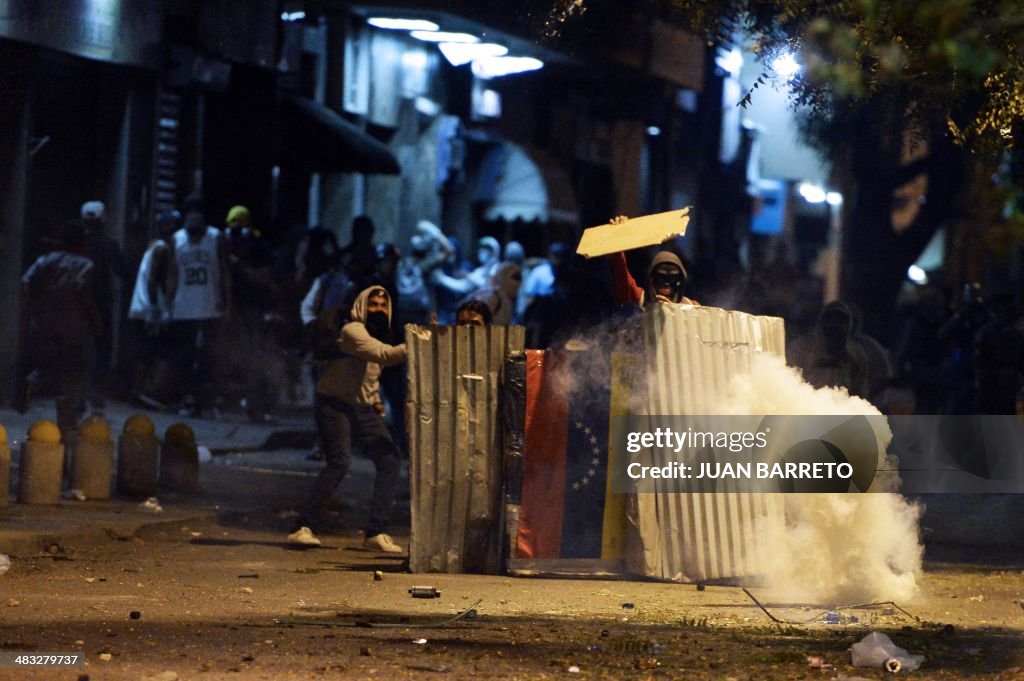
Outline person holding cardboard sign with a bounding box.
[604,215,697,307]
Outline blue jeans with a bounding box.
[300,394,400,537]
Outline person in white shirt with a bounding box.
[167,196,231,418]
[127,210,180,406]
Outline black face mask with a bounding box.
[650,267,684,301]
[365,311,391,342]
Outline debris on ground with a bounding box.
[406,663,452,673]
[137,497,163,514]
[0,555,8,575]
[62,488,86,501]
[409,586,441,598]
[141,672,179,681]
[373,570,384,581]
[278,599,482,629]
[850,631,924,672]
[141,667,179,679]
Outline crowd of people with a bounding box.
[18,200,1024,551]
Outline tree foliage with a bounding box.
[670,0,1024,153]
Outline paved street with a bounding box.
[0,406,1023,679]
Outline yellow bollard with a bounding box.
[0,424,10,507]
[18,420,64,505]
[117,415,159,498]
[71,416,113,500]
[160,423,199,493]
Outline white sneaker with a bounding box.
[364,533,403,554]
[287,526,321,547]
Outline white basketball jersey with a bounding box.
[172,227,223,320]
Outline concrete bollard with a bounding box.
[0,424,10,507]
[117,415,159,498]
[160,423,199,493]
[71,416,113,500]
[18,420,64,505]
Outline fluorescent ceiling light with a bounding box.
[647,126,661,136]
[368,18,439,31]
[826,191,843,206]
[280,11,305,21]
[438,42,507,67]
[411,30,478,43]
[471,56,543,79]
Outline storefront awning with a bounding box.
[477,142,579,224]
[279,95,401,175]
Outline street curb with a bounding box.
[0,506,218,558]
[208,427,317,455]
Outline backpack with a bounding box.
[309,271,352,360]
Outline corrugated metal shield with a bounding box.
[406,323,525,573]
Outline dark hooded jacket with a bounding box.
[607,249,696,306]
[316,286,406,405]
[644,251,690,305]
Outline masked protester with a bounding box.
[605,216,697,307]
[395,220,451,327]
[289,286,407,553]
[466,235,500,287]
[788,301,869,397]
[645,252,690,304]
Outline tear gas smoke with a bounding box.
[529,307,922,604]
[719,354,922,604]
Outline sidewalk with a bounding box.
[0,399,316,557]
[0,399,314,454]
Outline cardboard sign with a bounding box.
[576,208,691,258]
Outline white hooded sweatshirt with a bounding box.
[315,286,407,405]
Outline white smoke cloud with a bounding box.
[719,354,923,605]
